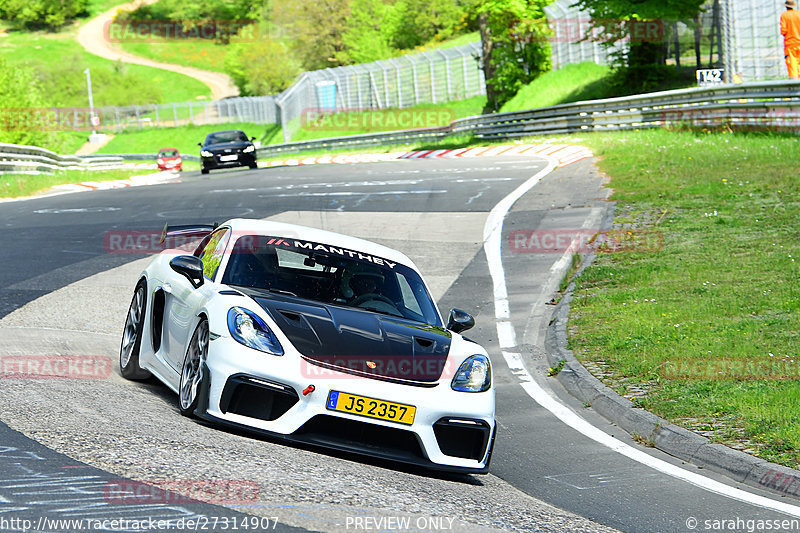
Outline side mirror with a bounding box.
[447,308,474,333]
[197,142,202,147]
[250,136,256,141]
[170,255,204,288]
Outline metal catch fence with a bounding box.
[275,42,485,142]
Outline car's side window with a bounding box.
[200,228,230,281]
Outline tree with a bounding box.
[116,0,261,43]
[574,0,706,91]
[0,59,68,151]
[470,0,551,112]
[224,36,300,95]
[391,0,465,50]
[0,0,88,29]
[340,0,396,63]
[274,0,350,70]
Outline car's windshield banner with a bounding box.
[259,237,398,269]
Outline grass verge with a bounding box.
[97,122,278,155]
[0,167,157,198]
[501,62,613,112]
[0,28,211,105]
[119,40,228,73]
[567,129,800,467]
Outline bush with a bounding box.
[224,37,299,96]
[116,0,259,42]
[0,0,87,29]
[0,59,76,152]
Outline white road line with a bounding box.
[260,190,448,198]
[483,155,800,517]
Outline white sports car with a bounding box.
[120,218,496,473]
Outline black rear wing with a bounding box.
[159,223,217,245]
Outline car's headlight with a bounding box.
[201,150,213,157]
[157,158,164,164]
[227,307,283,355]
[243,145,255,153]
[451,354,491,392]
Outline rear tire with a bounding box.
[248,162,257,169]
[120,281,151,380]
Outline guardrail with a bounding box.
[4,80,799,174]
[80,153,201,162]
[0,143,141,174]
[0,145,199,175]
[257,80,800,157]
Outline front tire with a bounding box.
[120,281,151,380]
[179,319,209,417]
[201,167,209,175]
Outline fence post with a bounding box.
[380,63,390,108]
[389,58,403,108]
[173,103,178,127]
[408,56,419,105]
[461,53,469,98]
[356,67,363,109]
[155,105,160,126]
[189,103,193,124]
[135,105,141,129]
[423,52,436,104]
[114,107,121,131]
[439,50,452,100]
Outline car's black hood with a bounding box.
[203,141,252,152]
[240,289,451,383]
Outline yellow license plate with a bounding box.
[326,391,416,425]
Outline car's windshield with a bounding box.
[205,131,248,145]
[158,150,178,157]
[221,235,442,327]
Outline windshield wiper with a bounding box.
[267,288,298,297]
[360,306,403,318]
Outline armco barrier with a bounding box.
[4,80,799,172]
[257,80,800,157]
[0,145,199,175]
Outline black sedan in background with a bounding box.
[199,130,258,174]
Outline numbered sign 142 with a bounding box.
[696,69,724,87]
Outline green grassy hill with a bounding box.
[500,62,612,112]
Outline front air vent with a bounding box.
[433,418,491,461]
[220,375,298,421]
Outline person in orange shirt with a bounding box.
[781,0,800,78]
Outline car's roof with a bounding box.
[222,218,419,272]
[158,147,179,152]
[207,130,245,135]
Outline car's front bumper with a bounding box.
[196,336,496,473]
[201,153,256,169]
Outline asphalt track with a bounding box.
[0,157,797,533]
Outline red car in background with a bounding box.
[157,148,182,172]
